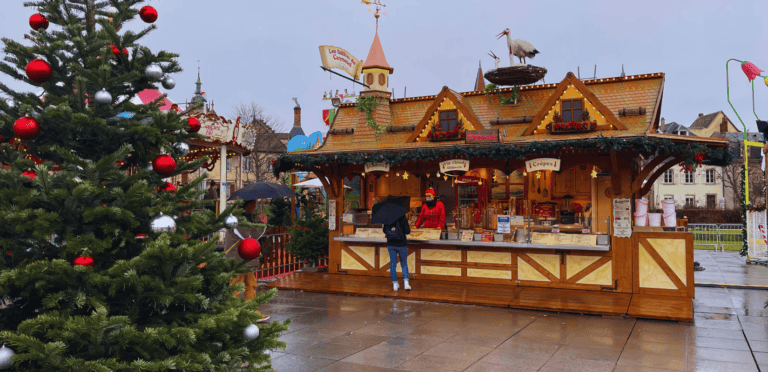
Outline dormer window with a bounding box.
[440,110,459,131]
[561,99,583,122]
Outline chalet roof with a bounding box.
[689,111,722,130]
[362,29,393,73]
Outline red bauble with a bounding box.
[188,117,201,133]
[109,45,129,58]
[158,182,177,193]
[21,170,37,181]
[139,6,158,23]
[29,13,49,30]
[152,155,177,177]
[136,233,149,239]
[73,256,95,267]
[14,117,41,140]
[25,59,52,83]
[238,238,262,260]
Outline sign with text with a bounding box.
[439,159,470,174]
[328,199,337,231]
[364,162,390,173]
[525,158,561,172]
[318,45,363,80]
[465,129,500,144]
[497,215,511,233]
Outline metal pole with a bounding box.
[320,66,370,88]
[220,145,227,215]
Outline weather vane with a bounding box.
[362,0,386,21]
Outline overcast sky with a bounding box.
[2,0,768,136]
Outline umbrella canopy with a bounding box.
[293,177,352,189]
[228,182,294,202]
[371,196,411,225]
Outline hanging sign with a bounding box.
[466,129,500,144]
[318,45,364,80]
[439,159,470,174]
[364,162,390,173]
[525,158,561,172]
[328,199,337,231]
[613,198,632,238]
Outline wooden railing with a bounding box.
[254,226,328,279]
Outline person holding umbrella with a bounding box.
[372,196,412,291]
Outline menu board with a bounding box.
[553,234,575,245]
[530,232,555,245]
[572,234,598,246]
[481,231,494,242]
[613,198,632,238]
[328,200,337,231]
[497,215,511,233]
[460,230,474,242]
[354,228,385,239]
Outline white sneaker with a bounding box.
[393,282,399,291]
[404,280,411,291]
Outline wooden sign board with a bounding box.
[364,162,390,173]
[440,159,470,174]
[466,129,500,144]
[408,228,442,241]
[525,158,561,172]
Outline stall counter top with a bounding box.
[334,236,610,251]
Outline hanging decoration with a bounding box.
[237,238,261,260]
[244,324,260,340]
[139,6,158,23]
[158,182,177,193]
[94,89,112,105]
[109,45,128,58]
[173,142,189,156]
[150,213,176,233]
[144,63,163,80]
[73,256,95,267]
[25,58,52,83]
[224,214,239,228]
[741,61,763,82]
[161,75,175,90]
[188,117,201,133]
[427,118,466,141]
[0,345,14,370]
[151,155,176,177]
[13,117,41,140]
[21,170,37,182]
[29,13,49,30]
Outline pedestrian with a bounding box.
[383,214,411,291]
[204,181,219,212]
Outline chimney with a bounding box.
[720,117,728,134]
[660,117,666,132]
[292,97,301,127]
[698,113,704,117]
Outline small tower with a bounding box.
[361,12,393,97]
[189,67,206,114]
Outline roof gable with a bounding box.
[689,111,720,130]
[523,72,626,136]
[407,87,483,142]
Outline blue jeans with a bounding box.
[388,246,409,282]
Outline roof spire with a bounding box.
[362,12,393,73]
[474,60,486,91]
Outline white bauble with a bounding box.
[94,89,112,105]
[161,76,176,90]
[244,324,260,340]
[224,214,238,228]
[0,345,14,370]
[144,63,163,80]
[150,213,176,233]
[173,142,189,156]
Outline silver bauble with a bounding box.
[150,213,176,233]
[244,324,260,340]
[161,75,176,90]
[146,164,153,172]
[94,89,112,105]
[224,214,238,228]
[173,142,189,156]
[0,345,14,370]
[144,63,163,80]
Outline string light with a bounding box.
[443,175,448,181]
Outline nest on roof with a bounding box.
[484,65,548,86]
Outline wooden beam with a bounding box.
[631,154,676,192]
[637,156,682,196]
[609,150,622,196]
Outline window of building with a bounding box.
[706,169,715,184]
[244,158,252,171]
[684,171,694,184]
[561,99,583,122]
[663,169,674,184]
[685,195,695,208]
[226,158,231,171]
[491,169,525,200]
[378,73,386,86]
[706,194,716,209]
[366,73,374,86]
[439,110,458,132]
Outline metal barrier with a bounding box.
[688,224,720,250]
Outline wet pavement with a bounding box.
[260,250,768,371]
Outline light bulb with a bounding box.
[444,175,448,181]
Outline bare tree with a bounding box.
[230,102,288,184]
[723,162,765,208]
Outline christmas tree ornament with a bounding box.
[21,170,37,181]
[161,75,176,90]
[224,214,239,228]
[238,238,261,260]
[158,182,177,193]
[151,155,176,177]
[94,89,112,105]
[13,117,41,140]
[139,6,158,23]
[151,213,176,233]
[73,255,95,267]
[29,13,49,30]
[741,61,763,82]
[0,345,14,370]
[25,58,52,83]
[188,117,201,133]
[173,142,189,156]
[244,324,260,340]
[109,45,128,58]
[144,63,163,80]
[136,233,149,239]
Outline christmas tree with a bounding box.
[285,204,328,266]
[0,1,287,370]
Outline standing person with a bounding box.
[204,181,219,212]
[383,214,411,291]
[415,188,446,229]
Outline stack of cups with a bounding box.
[634,199,648,227]
[662,199,676,227]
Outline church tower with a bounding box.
[360,12,393,98]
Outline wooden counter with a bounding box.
[334,236,610,251]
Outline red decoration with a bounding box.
[136,233,149,239]
[742,61,763,82]
[188,117,201,133]
[237,238,262,260]
[73,256,95,267]
[29,13,49,30]
[25,58,52,83]
[152,155,177,177]
[21,170,37,181]
[109,45,129,58]
[13,117,41,140]
[158,182,177,193]
[139,6,158,23]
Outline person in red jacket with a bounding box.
[415,188,446,229]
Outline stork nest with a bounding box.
[484,65,548,86]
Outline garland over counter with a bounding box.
[273,135,733,177]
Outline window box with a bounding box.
[546,121,597,134]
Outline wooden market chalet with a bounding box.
[271,22,733,321]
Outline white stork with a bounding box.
[488,51,500,70]
[497,28,540,66]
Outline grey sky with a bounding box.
[2,0,768,137]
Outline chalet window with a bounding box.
[378,73,386,86]
[439,110,459,132]
[366,73,374,86]
[685,195,695,208]
[663,169,674,184]
[706,169,716,184]
[561,99,583,122]
[684,171,694,184]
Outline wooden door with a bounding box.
[574,165,592,196]
[554,167,574,197]
[595,178,611,234]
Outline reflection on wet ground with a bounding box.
[695,249,768,286]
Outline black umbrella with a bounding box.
[228,182,295,202]
[371,196,411,225]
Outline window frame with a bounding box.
[685,195,695,208]
[684,171,694,184]
[663,169,674,184]
[439,110,459,132]
[561,99,584,123]
[705,169,716,184]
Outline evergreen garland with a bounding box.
[740,166,749,256]
[273,135,733,178]
[355,95,385,135]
